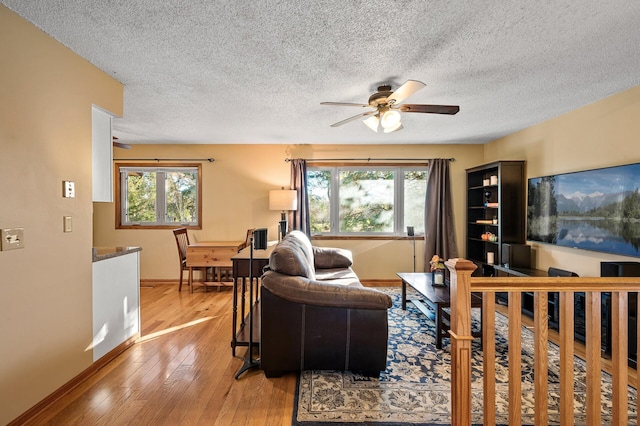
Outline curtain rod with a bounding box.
[284,157,454,162]
[114,158,215,162]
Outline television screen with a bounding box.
[527,162,640,257]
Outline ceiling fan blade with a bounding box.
[112,136,132,149]
[330,111,376,127]
[321,102,370,107]
[397,104,460,115]
[387,80,426,105]
[113,140,132,149]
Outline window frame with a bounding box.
[115,162,202,229]
[307,163,427,237]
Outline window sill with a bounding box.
[310,235,424,241]
[117,224,202,230]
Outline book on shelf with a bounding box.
[484,202,499,207]
[475,219,494,224]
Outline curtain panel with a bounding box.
[424,158,458,270]
[289,159,311,237]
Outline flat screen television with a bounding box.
[527,162,640,257]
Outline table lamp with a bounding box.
[269,188,298,240]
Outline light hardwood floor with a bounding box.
[28,283,297,425]
[25,284,636,425]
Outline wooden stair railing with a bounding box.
[447,258,640,426]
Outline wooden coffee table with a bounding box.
[397,272,483,349]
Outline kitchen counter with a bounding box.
[92,246,141,361]
[92,246,142,262]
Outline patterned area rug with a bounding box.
[293,287,638,425]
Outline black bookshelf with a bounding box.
[465,161,526,277]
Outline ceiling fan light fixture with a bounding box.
[380,110,401,130]
[322,79,459,132]
[383,122,403,133]
[363,115,380,132]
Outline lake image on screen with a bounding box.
[527,163,640,257]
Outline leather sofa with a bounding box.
[260,231,392,378]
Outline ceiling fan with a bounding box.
[112,136,131,149]
[321,80,459,133]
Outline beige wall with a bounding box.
[0,6,123,424]
[95,144,484,280]
[484,85,640,277]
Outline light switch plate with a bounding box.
[63,181,75,198]
[1,228,25,250]
[63,216,72,233]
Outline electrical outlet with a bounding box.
[1,228,25,251]
[63,181,75,198]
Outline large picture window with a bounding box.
[116,163,202,229]
[307,165,427,236]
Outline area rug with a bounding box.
[292,287,638,425]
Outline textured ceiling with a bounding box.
[3,1,640,145]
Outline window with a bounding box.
[307,165,427,236]
[116,164,201,228]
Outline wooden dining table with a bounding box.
[186,241,244,292]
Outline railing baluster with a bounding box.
[482,291,496,426]
[507,291,522,425]
[448,261,640,425]
[534,291,549,425]
[446,259,477,425]
[559,291,575,426]
[611,291,629,425]
[586,291,602,425]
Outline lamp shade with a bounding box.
[380,110,401,129]
[383,122,403,133]
[363,115,380,132]
[269,189,298,211]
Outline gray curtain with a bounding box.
[424,158,458,270]
[289,159,311,237]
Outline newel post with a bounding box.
[446,258,477,426]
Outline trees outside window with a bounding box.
[308,165,426,236]
[116,164,201,228]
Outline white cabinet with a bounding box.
[92,106,113,202]
[92,251,140,361]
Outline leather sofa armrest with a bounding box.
[262,271,391,310]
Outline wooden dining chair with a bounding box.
[215,228,255,283]
[238,228,255,251]
[173,227,205,292]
